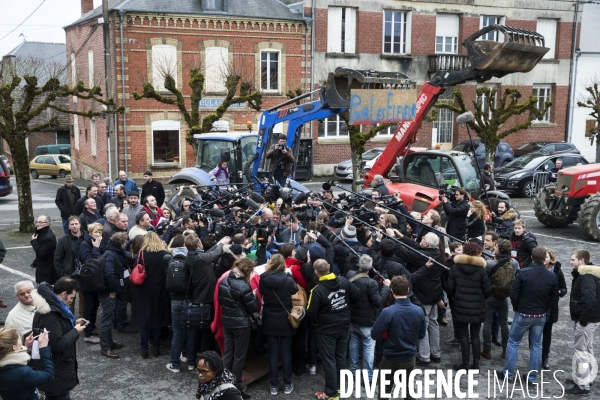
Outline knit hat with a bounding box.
[341,225,357,239]
[307,243,325,261]
[327,218,343,228]
[295,247,308,262]
[128,191,139,197]
[143,171,153,176]
[230,244,243,256]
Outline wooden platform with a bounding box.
[240,351,271,388]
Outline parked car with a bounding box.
[451,139,514,168]
[513,142,580,158]
[494,153,588,197]
[35,144,71,156]
[335,147,385,181]
[0,156,13,197]
[0,155,12,174]
[29,154,72,179]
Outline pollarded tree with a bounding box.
[0,56,120,232]
[435,86,551,165]
[577,82,600,162]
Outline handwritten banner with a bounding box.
[349,89,418,125]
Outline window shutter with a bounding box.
[205,47,228,93]
[345,8,356,54]
[327,7,342,53]
[436,14,459,38]
[152,45,177,91]
[586,119,596,137]
[537,19,557,59]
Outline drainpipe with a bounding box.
[119,10,128,174]
[310,0,316,139]
[567,0,581,143]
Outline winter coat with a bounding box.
[443,199,469,239]
[143,206,163,227]
[73,195,104,218]
[208,167,231,189]
[54,233,85,277]
[447,254,492,324]
[259,271,298,337]
[218,269,258,329]
[113,178,139,196]
[305,273,361,335]
[79,233,104,263]
[130,249,171,329]
[348,272,391,327]
[378,256,411,280]
[214,245,241,279]
[411,260,443,306]
[265,144,295,176]
[186,244,224,304]
[101,242,127,299]
[373,181,389,196]
[279,227,306,246]
[493,208,518,239]
[395,235,441,274]
[31,283,79,396]
[78,210,100,233]
[481,171,496,190]
[55,184,81,219]
[510,262,558,316]
[511,231,538,268]
[548,262,567,323]
[140,179,165,207]
[110,195,126,211]
[0,347,54,400]
[122,204,144,231]
[465,214,486,239]
[285,258,308,290]
[31,226,58,285]
[333,239,370,276]
[570,264,600,325]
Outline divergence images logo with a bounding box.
[572,350,598,387]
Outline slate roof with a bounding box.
[4,41,66,63]
[65,0,305,29]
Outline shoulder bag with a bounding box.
[130,251,147,285]
[272,289,304,329]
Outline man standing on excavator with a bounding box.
[266,134,295,187]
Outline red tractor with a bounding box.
[535,164,600,240]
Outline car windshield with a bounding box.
[197,140,233,171]
[453,155,480,191]
[57,155,70,163]
[505,155,543,169]
[362,149,382,161]
[517,142,545,151]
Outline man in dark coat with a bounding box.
[55,175,81,234]
[566,249,600,395]
[547,158,563,183]
[54,216,85,279]
[31,214,58,285]
[79,199,101,233]
[371,174,389,196]
[140,171,165,208]
[32,277,87,399]
[480,163,496,190]
[73,185,103,218]
[442,188,470,240]
[265,134,295,186]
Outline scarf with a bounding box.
[216,167,229,179]
[52,293,75,327]
[0,348,31,368]
[196,369,237,400]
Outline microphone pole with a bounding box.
[201,183,256,209]
[324,181,464,244]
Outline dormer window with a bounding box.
[203,0,225,11]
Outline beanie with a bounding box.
[230,244,243,256]
[341,225,357,239]
[307,243,325,261]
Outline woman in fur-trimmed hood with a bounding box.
[447,242,492,370]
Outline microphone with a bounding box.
[322,178,332,191]
[294,191,311,205]
[249,192,265,204]
[245,198,261,211]
[456,111,474,124]
[208,209,225,218]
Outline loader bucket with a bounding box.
[463,25,549,74]
[322,67,411,109]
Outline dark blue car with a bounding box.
[0,156,13,197]
[452,139,514,168]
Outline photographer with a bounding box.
[170,186,202,219]
[265,134,295,186]
[442,188,470,241]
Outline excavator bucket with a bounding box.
[463,25,549,74]
[322,68,411,109]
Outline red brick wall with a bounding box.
[314,8,328,53]
[27,132,58,161]
[356,11,382,54]
[411,14,436,55]
[556,21,575,59]
[459,17,480,55]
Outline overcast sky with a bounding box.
[0,0,101,58]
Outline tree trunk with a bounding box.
[350,147,362,193]
[485,146,495,167]
[596,137,600,163]
[5,134,35,233]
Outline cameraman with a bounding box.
[442,188,470,241]
[266,134,295,186]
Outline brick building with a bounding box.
[303,0,578,174]
[64,0,308,181]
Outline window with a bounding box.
[152,45,177,91]
[90,118,97,157]
[556,144,571,152]
[327,7,357,53]
[88,50,94,87]
[205,47,228,93]
[152,120,180,164]
[405,154,459,187]
[318,115,349,137]
[434,91,454,144]
[34,156,44,163]
[44,157,56,165]
[480,16,505,41]
[476,86,496,119]
[542,144,556,153]
[205,0,223,10]
[383,11,410,54]
[435,14,459,54]
[532,85,552,122]
[261,51,279,91]
[376,124,399,136]
[536,19,557,59]
[73,115,79,150]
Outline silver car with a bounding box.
[0,155,12,174]
[335,147,385,181]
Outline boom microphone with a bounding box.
[322,178,332,191]
[249,192,265,204]
[294,191,311,205]
[208,209,225,218]
[245,198,261,211]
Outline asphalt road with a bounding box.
[0,177,599,399]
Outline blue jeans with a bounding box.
[349,324,375,381]
[267,335,293,387]
[502,312,546,382]
[61,218,69,234]
[170,300,185,368]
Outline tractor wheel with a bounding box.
[533,184,575,228]
[578,194,600,241]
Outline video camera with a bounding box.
[438,188,456,202]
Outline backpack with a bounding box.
[79,254,107,292]
[166,254,189,294]
[491,260,514,298]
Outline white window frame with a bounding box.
[382,10,411,54]
[532,84,552,122]
[71,53,77,103]
[320,115,349,138]
[152,44,177,91]
[151,120,181,165]
[88,50,94,87]
[73,115,79,151]
[376,123,399,136]
[90,118,97,157]
[435,14,459,54]
[536,19,557,59]
[327,7,357,54]
[205,47,228,93]
[260,50,280,92]
[480,16,505,41]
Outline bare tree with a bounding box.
[0,56,121,232]
[577,78,600,162]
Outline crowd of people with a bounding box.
[0,162,596,399]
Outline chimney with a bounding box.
[81,0,94,15]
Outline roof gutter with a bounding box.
[119,9,128,174]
